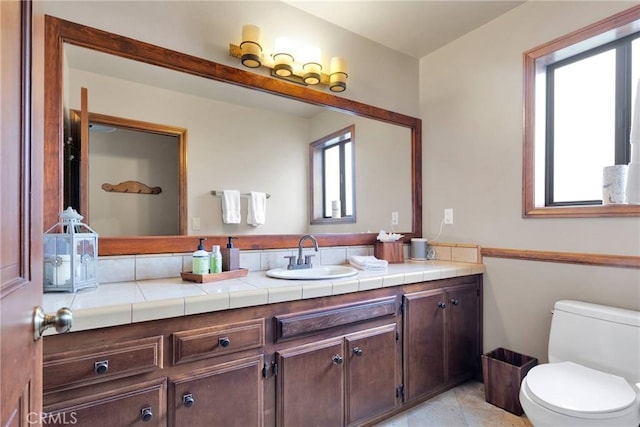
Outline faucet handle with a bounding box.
[284,256,296,269]
[304,254,315,266]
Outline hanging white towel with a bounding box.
[221,190,241,224]
[247,191,267,227]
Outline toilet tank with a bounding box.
[548,300,640,383]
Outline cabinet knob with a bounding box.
[437,302,446,309]
[451,299,459,306]
[353,347,363,357]
[182,393,195,408]
[140,407,153,422]
[332,354,344,365]
[219,337,231,348]
[94,360,109,375]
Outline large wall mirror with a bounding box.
[44,16,422,255]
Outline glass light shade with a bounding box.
[241,24,262,68]
[273,53,294,77]
[330,57,348,92]
[44,207,99,293]
[273,37,294,76]
[303,62,322,85]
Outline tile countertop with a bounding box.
[42,261,485,336]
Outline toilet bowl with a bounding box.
[518,301,640,427]
[519,362,640,426]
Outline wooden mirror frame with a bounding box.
[44,15,422,255]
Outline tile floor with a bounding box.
[374,381,533,427]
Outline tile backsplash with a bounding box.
[97,243,481,284]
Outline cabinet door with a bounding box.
[346,324,398,426]
[43,379,166,426]
[170,355,263,427]
[447,283,480,382]
[276,339,344,427]
[403,289,447,401]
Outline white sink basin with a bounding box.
[266,265,358,280]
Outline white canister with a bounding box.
[331,200,341,218]
[602,165,628,204]
[410,238,428,260]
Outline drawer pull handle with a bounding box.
[332,354,343,365]
[140,407,153,422]
[437,302,446,309]
[219,337,231,348]
[94,360,109,375]
[182,393,195,408]
[451,299,460,306]
[353,347,363,357]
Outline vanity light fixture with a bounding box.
[230,25,348,92]
[240,24,262,68]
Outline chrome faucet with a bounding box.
[286,234,319,270]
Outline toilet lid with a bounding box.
[526,361,637,417]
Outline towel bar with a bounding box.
[211,191,271,199]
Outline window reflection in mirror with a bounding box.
[310,125,356,224]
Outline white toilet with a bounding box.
[519,300,640,426]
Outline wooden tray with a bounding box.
[180,268,248,283]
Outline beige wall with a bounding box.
[420,1,640,362]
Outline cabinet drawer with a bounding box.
[173,318,264,365]
[274,296,396,342]
[43,378,166,426]
[43,336,163,392]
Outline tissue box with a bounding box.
[374,241,404,263]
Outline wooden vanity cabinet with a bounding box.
[275,324,398,427]
[402,280,481,402]
[42,274,482,427]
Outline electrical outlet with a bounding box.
[391,211,399,225]
[444,208,453,225]
[192,217,201,230]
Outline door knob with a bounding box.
[353,347,363,357]
[437,302,446,309]
[33,306,73,341]
[451,299,460,306]
[332,354,344,365]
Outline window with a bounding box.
[523,6,640,217]
[310,125,356,224]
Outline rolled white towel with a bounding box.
[349,255,388,271]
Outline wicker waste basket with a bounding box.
[481,347,538,415]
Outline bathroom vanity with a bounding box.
[41,262,483,426]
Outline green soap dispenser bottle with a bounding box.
[222,237,240,271]
[192,238,210,275]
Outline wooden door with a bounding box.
[170,355,264,427]
[447,283,480,382]
[276,339,344,427]
[1,1,44,425]
[345,324,398,426]
[402,289,447,401]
